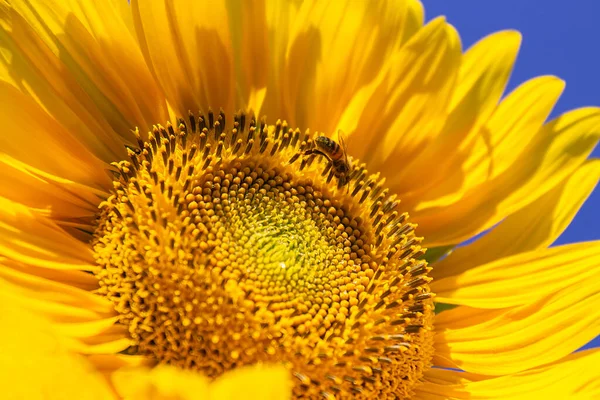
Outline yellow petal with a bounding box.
[413,75,564,227]
[468,76,565,180]
[73,334,132,355]
[257,0,300,120]
[434,279,600,375]
[393,30,522,195]
[0,4,119,162]
[0,288,115,400]
[432,241,600,308]
[282,0,424,132]
[0,260,128,354]
[88,354,154,375]
[2,0,168,156]
[0,272,118,345]
[418,350,600,399]
[210,364,292,400]
[0,256,99,291]
[340,17,460,173]
[0,82,111,188]
[0,258,110,314]
[0,153,106,222]
[112,364,291,400]
[433,159,600,281]
[449,31,521,127]
[131,0,233,118]
[0,196,95,270]
[420,76,564,208]
[225,0,269,113]
[506,107,600,210]
[113,365,209,399]
[414,106,600,246]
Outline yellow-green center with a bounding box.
[93,111,435,398]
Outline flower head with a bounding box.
[0,0,599,399]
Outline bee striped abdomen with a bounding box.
[303,135,352,191]
[315,136,342,160]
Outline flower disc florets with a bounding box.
[93,111,435,398]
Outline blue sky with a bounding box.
[421,0,600,349]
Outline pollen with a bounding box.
[92,110,435,398]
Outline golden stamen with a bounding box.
[93,111,434,398]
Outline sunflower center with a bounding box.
[93,111,435,398]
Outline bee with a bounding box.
[303,132,352,190]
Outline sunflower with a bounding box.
[1,0,599,399]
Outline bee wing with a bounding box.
[338,130,349,163]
